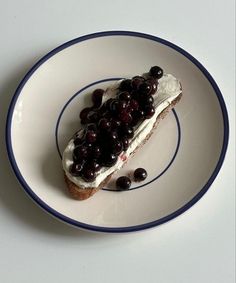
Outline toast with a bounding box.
[62,67,182,200]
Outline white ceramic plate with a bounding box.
[6,31,229,233]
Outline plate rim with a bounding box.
[5,30,229,233]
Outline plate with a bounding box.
[6,31,229,233]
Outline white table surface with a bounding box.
[0,1,235,282]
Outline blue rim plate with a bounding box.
[5,31,229,233]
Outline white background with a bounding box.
[0,1,235,282]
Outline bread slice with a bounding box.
[64,93,182,200]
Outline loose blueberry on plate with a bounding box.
[134,168,147,181]
[116,176,131,190]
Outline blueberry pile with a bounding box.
[70,66,163,182]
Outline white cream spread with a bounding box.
[62,74,182,189]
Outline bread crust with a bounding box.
[64,93,182,200]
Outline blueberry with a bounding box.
[104,98,114,110]
[79,107,91,123]
[118,91,131,101]
[138,110,145,117]
[131,110,145,126]
[73,145,88,160]
[73,137,83,146]
[139,82,152,95]
[117,100,128,112]
[85,159,101,172]
[70,162,83,177]
[85,143,94,157]
[129,99,139,111]
[91,145,102,158]
[140,95,154,106]
[121,137,129,151]
[102,111,112,120]
[81,168,96,182]
[134,168,147,181]
[102,153,118,167]
[131,110,143,126]
[111,119,122,129]
[144,105,155,119]
[111,140,123,155]
[87,110,100,123]
[146,78,158,95]
[110,99,119,114]
[98,118,111,131]
[85,130,97,143]
[149,66,163,79]
[116,176,131,190]
[118,110,132,124]
[86,123,97,131]
[108,130,119,142]
[130,90,139,101]
[131,76,145,90]
[119,79,133,92]
[92,89,104,108]
[120,125,134,139]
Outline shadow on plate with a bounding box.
[0,55,120,240]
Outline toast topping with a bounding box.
[62,67,181,188]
